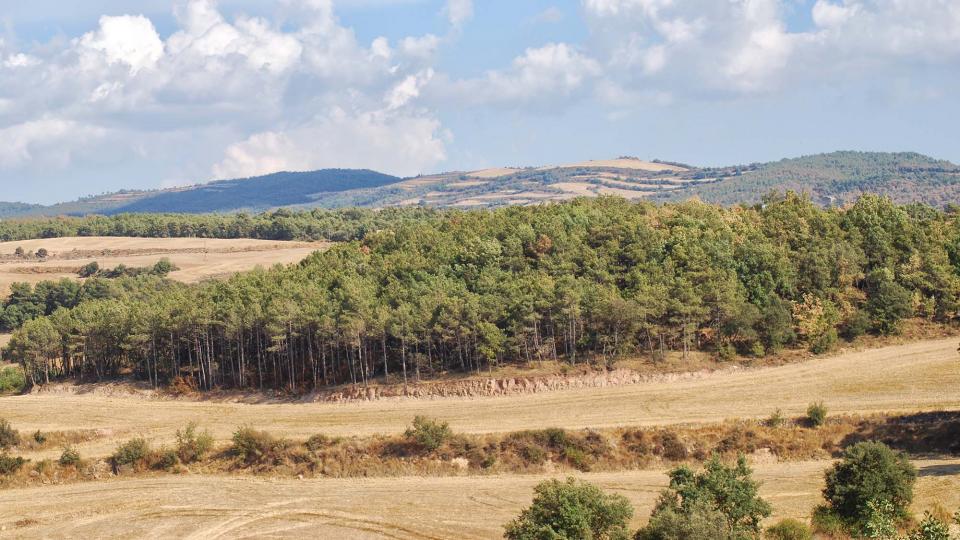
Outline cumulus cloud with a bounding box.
[436,43,601,108]
[0,0,449,186]
[588,0,960,96]
[445,0,474,28]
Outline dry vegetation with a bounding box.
[0,236,328,296]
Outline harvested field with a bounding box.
[3,337,959,461]
[0,237,328,297]
[547,159,687,172]
[0,458,957,539]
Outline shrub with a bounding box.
[305,434,339,452]
[0,366,26,394]
[717,342,737,361]
[36,248,48,259]
[78,261,100,278]
[59,446,81,467]
[806,402,827,427]
[904,512,951,540]
[822,441,916,532]
[504,478,633,540]
[232,427,277,463]
[809,328,838,354]
[152,448,179,471]
[32,430,46,445]
[404,416,452,453]
[175,422,214,464]
[0,453,26,475]
[765,518,812,540]
[810,505,846,537]
[636,498,728,540]
[866,273,914,335]
[766,409,786,428]
[0,418,20,450]
[637,455,771,539]
[111,438,150,469]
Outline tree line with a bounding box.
[0,206,441,243]
[4,193,960,390]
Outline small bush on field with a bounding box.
[0,418,20,450]
[151,447,179,471]
[811,505,846,536]
[175,422,213,464]
[404,416,452,453]
[59,446,81,467]
[32,431,46,445]
[111,438,150,470]
[0,366,26,394]
[306,434,340,452]
[232,427,280,464]
[34,459,53,475]
[504,477,633,540]
[0,453,27,475]
[767,409,786,428]
[806,402,827,427]
[765,518,812,540]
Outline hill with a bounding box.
[655,151,960,206]
[2,152,959,216]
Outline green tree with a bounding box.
[637,455,771,539]
[821,442,917,533]
[504,478,633,540]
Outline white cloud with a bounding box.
[77,15,164,73]
[811,1,860,28]
[0,118,105,169]
[438,43,601,107]
[213,107,446,179]
[0,0,449,185]
[445,0,473,28]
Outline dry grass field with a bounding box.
[4,337,959,461]
[0,459,957,539]
[0,237,328,297]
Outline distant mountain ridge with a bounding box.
[2,151,957,218]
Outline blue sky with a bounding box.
[1,0,959,204]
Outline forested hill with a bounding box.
[0,169,403,217]
[656,151,960,207]
[6,194,960,391]
[108,169,403,214]
[3,152,959,216]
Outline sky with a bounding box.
[1,0,959,204]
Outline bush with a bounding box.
[0,453,27,475]
[59,446,81,467]
[0,418,20,450]
[637,455,771,539]
[766,409,786,428]
[765,518,812,540]
[806,402,827,427]
[232,427,277,463]
[78,261,100,278]
[866,273,913,335]
[32,430,46,445]
[305,434,339,452]
[822,441,916,532]
[809,328,838,354]
[404,416,452,453]
[111,438,150,469]
[175,422,213,464]
[504,477,633,540]
[152,447,179,470]
[636,498,728,540]
[36,248,49,259]
[0,366,26,394]
[811,505,846,537]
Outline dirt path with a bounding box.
[1,458,957,539]
[3,337,959,460]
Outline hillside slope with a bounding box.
[656,151,960,206]
[3,152,959,216]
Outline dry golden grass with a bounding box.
[0,236,328,296]
[547,159,687,172]
[0,458,956,539]
[4,337,959,462]
[465,167,522,178]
